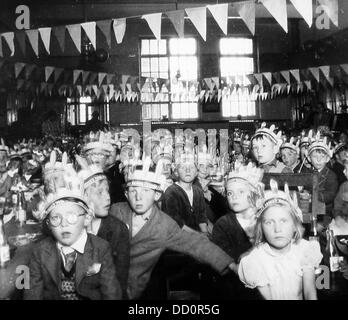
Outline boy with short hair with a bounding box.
[251,123,291,173]
[109,159,237,300]
[25,170,122,300]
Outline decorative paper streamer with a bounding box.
[166,10,185,38]
[234,1,256,35]
[142,13,162,40]
[185,7,207,41]
[112,18,126,44]
[208,3,228,35]
[289,0,313,27]
[39,27,52,54]
[66,24,81,53]
[81,22,96,50]
[260,0,288,33]
[26,29,39,57]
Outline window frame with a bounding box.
[218,35,259,120]
[139,37,200,121]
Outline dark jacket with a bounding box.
[331,161,347,187]
[109,202,234,299]
[24,234,122,300]
[104,162,127,204]
[316,166,339,216]
[212,211,253,262]
[161,183,207,231]
[97,215,130,299]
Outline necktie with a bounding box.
[63,251,77,272]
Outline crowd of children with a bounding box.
[0,121,347,300]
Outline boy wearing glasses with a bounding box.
[24,187,122,300]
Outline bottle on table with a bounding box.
[327,228,343,272]
[15,192,27,227]
[0,217,10,268]
[309,215,319,242]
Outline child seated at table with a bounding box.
[24,167,122,300]
[238,180,322,300]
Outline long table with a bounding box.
[0,219,42,300]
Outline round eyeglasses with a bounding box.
[47,212,85,227]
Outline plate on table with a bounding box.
[8,232,43,247]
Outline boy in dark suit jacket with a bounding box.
[25,186,122,300]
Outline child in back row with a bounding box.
[238,180,323,300]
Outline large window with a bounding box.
[220,37,256,118]
[140,38,198,120]
[66,96,110,125]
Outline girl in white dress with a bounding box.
[238,179,323,300]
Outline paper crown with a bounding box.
[152,142,173,165]
[307,131,333,158]
[333,142,347,155]
[233,129,242,143]
[299,130,311,147]
[8,148,20,159]
[120,142,142,168]
[76,155,106,190]
[126,157,167,193]
[104,130,121,149]
[83,131,114,154]
[255,179,303,222]
[0,138,9,153]
[227,162,264,189]
[208,155,229,188]
[280,137,300,154]
[33,166,89,222]
[251,122,283,147]
[43,151,73,190]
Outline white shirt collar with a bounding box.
[57,229,88,255]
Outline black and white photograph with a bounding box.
[0,0,348,310]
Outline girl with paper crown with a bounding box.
[251,122,292,173]
[238,179,322,300]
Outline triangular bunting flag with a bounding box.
[97,20,112,48]
[53,26,66,52]
[92,85,98,97]
[166,10,185,38]
[280,70,290,84]
[142,13,162,40]
[14,62,26,78]
[318,0,338,27]
[289,0,313,28]
[260,0,288,33]
[45,66,55,82]
[106,74,114,84]
[76,85,82,97]
[2,32,15,56]
[290,69,301,83]
[98,72,107,86]
[208,3,228,35]
[234,1,256,35]
[89,72,97,84]
[40,82,48,93]
[81,22,96,49]
[304,80,312,91]
[82,71,90,84]
[25,29,39,56]
[263,72,272,86]
[25,64,36,79]
[38,27,51,54]
[54,68,64,83]
[185,7,206,41]
[319,66,334,87]
[66,24,81,53]
[73,69,82,85]
[308,67,320,83]
[340,64,348,76]
[112,18,126,44]
[254,73,263,87]
[16,31,27,55]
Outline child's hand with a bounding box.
[228,262,239,275]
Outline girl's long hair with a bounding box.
[254,203,304,246]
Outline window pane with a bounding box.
[158,40,167,54]
[172,102,198,119]
[220,57,254,77]
[141,58,150,73]
[79,104,86,123]
[222,90,256,117]
[142,103,169,120]
[170,56,197,81]
[220,38,253,55]
[150,39,159,54]
[159,57,168,73]
[169,38,196,55]
[141,39,149,55]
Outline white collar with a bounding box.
[133,210,151,221]
[57,229,88,255]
